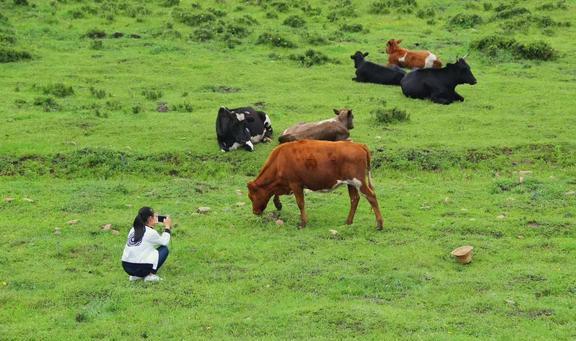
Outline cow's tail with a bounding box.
[361,144,374,189]
[263,113,273,137]
[278,134,295,144]
[433,60,443,68]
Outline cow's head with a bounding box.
[447,59,477,85]
[217,107,255,151]
[350,51,369,68]
[386,39,402,54]
[247,181,272,215]
[334,108,354,130]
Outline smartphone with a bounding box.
[157,215,167,223]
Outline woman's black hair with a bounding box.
[132,206,154,243]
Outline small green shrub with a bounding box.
[371,108,410,124]
[162,0,180,7]
[141,89,163,101]
[283,15,306,28]
[369,0,417,14]
[448,13,483,28]
[340,23,365,33]
[33,97,60,112]
[207,8,227,17]
[85,29,106,39]
[172,9,215,26]
[191,28,214,42]
[537,1,568,11]
[289,49,336,67]
[483,3,493,11]
[172,103,194,112]
[416,8,435,19]
[13,0,28,5]
[494,7,530,20]
[90,87,108,99]
[472,35,557,61]
[42,83,75,98]
[0,48,31,63]
[256,33,297,48]
[0,33,16,45]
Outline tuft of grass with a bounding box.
[0,48,31,63]
[472,35,557,61]
[447,13,484,29]
[33,97,60,112]
[371,107,410,124]
[84,29,106,39]
[283,15,306,28]
[41,83,75,98]
[141,89,163,101]
[289,49,337,67]
[256,32,297,48]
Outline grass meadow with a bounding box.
[1,0,576,339]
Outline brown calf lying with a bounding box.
[278,109,354,143]
[247,140,384,229]
[386,39,442,69]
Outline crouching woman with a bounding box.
[121,207,172,282]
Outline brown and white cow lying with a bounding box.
[386,39,442,69]
[278,109,353,144]
[247,140,384,229]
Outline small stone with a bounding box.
[505,299,516,306]
[157,102,169,112]
[443,197,450,204]
[54,228,61,235]
[111,230,120,235]
[275,219,284,226]
[235,190,242,196]
[564,191,576,196]
[4,197,14,203]
[67,219,79,225]
[518,170,532,176]
[101,224,112,231]
[329,229,338,235]
[125,204,133,208]
[235,202,245,207]
[496,214,506,220]
[23,198,34,203]
[517,235,525,239]
[519,176,525,183]
[197,207,210,214]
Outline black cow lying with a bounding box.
[216,106,273,152]
[401,58,477,105]
[351,51,406,85]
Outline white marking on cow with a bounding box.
[424,53,437,68]
[229,142,243,150]
[250,132,265,143]
[235,113,245,121]
[315,118,337,126]
[282,129,288,135]
[398,53,407,63]
[245,140,254,151]
[316,178,362,193]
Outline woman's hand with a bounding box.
[163,216,173,229]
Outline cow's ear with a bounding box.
[363,52,369,57]
[333,109,340,115]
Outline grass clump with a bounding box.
[162,0,180,7]
[0,48,31,63]
[472,35,557,61]
[447,13,484,28]
[141,89,163,101]
[371,107,410,124]
[256,32,297,48]
[33,97,60,112]
[85,29,106,39]
[283,15,306,28]
[90,87,108,99]
[537,1,568,11]
[340,23,366,33]
[369,0,417,15]
[416,7,435,19]
[41,83,75,98]
[289,49,337,67]
[493,7,530,20]
[172,103,194,112]
[172,9,216,26]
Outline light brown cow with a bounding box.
[278,109,353,143]
[386,39,442,69]
[247,140,384,229]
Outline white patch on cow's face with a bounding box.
[424,53,437,68]
[398,53,407,63]
[235,113,245,121]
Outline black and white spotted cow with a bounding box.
[216,106,273,152]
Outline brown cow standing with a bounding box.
[386,39,442,69]
[247,140,384,230]
[278,109,353,144]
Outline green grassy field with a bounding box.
[1,0,576,339]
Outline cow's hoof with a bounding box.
[376,224,383,231]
